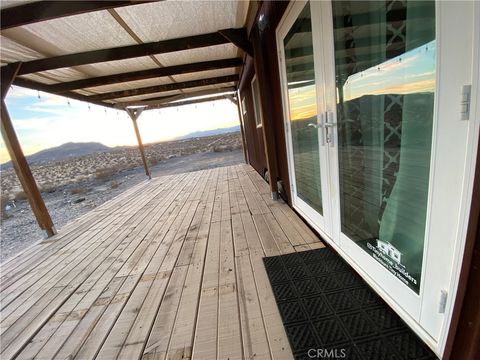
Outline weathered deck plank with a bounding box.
[0,164,325,359]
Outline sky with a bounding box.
[0,88,240,163]
[288,40,436,122]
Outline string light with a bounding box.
[37,90,41,99]
[88,104,91,111]
[67,99,71,106]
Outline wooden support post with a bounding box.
[1,65,56,237]
[232,94,249,164]
[251,37,279,200]
[126,107,151,179]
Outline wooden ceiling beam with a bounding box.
[13,28,246,75]
[146,94,232,110]
[218,28,253,57]
[1,63,22,100]
[12,77,116,108]
[115,86,236,108]
[1,1,154,30]
[47,58,243,93]
[89,74,239,101]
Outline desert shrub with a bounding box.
[0,194,10,209]
[110,180,119,189]
[14,191,27,201]
[213,144,233,152]
[70,187,87,195]
[1,194,11,219]
[40,184,57,193]
[95,167,117,180]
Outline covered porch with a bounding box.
[0,164,324,359]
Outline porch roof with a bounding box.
[0,0,252,109]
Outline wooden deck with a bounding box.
[0,164,325,360]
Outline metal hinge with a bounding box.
[461,85,472,120]
[438,290,448,313]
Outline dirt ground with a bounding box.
[0,149,244,263]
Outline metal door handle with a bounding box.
[307,114,326,146]
[325,111,336,146]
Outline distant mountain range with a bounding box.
[1,142,111,169]
[175,125,240,140]
[0,126,241,169]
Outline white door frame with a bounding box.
[276,0,333,241]
[276,0,480,356]
[436,0,480,354]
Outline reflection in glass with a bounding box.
[333,0,435,293]
[284,2,323,214]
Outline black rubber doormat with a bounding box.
[263,248,438,360]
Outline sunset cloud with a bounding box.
[288,86,317,121]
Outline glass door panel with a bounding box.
[279,0,476,350]
[284,3,323,215]
[331,0,435,294]
[278,1,333,236]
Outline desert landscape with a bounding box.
[0,131,243,262]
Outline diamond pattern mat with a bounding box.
[263,248,438,360]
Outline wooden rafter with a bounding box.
[146,94,232,110]
[13,28,246,75]
[1,1,154,30]
[1,64,22,100]
[218,28,253,57]
[44,58,242,93]
[88,74,239,101]
[114,86,236,108]
[12,77,115,108]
